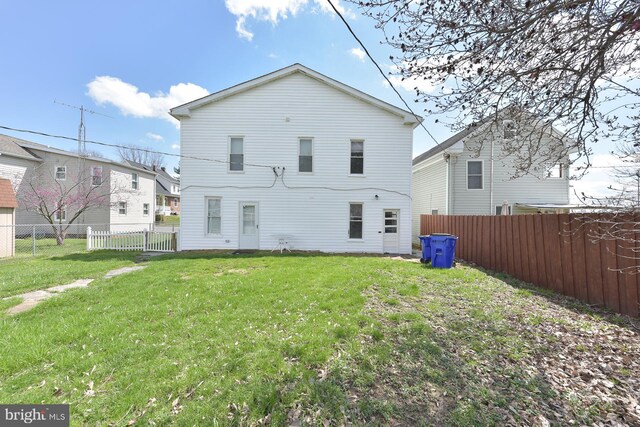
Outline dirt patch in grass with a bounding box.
[315,263,640,426]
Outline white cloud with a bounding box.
[146,132,164,142]
[349,47,365,62]
[224,0,353,40]
[387,63,437,94]
[171,144,180,150]
[570,153,619,202]
[87,76,209,126]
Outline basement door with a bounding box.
[239,202,259,250]
[383,209,400,254]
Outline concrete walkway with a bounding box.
[4,266,146,315]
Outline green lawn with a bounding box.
[0,250,140,298]
[157,215,180,225]
[0,252,637,426]
[13,238,87,258]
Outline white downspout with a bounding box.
[444,157,449,215]
[489,139,495,215]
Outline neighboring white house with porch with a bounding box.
[411,112,572,241]
[171,64,419,254]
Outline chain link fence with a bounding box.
[0,223,156,258]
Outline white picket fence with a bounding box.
[86,227,176,252]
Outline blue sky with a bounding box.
[0,0,616,198]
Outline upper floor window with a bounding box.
[350,140,364,175]
[229,137,244,172]
[503,120,516,139]
[545,163,564,179]
[118,202,127,215]
[131,173,139,189]
[467,160,483,190]
[55,166,66,181]
[299,138,313,173]
[91,166,102,186]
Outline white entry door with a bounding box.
[383,209,400,253]
[239,202,259,249]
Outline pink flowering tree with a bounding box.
[19,162,132,245]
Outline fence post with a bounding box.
[172,232,177,252]
[86,226,92,251]
[143,229,148,251]
[32,225,36,256]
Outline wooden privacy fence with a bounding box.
[86,227,177,252]
[420,214,640,317]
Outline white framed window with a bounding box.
[143,203,149,216]
[55,165,67,181]
[350,140,364,175]
[131,173,139,189]
[118,202,127,215]
[229,137,244,172]
[298,138,313,173]
[503,120,516,139]
[431,209,439,215]
[173,199,178,207]
[545,163,564,179]
[467,160,483,190]
[206,197,221,234]
[91,166,102,186]
[349,203,363,239]
[53,206,66,222]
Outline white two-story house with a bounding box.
[171,64,420,254]
[412,112,571,240]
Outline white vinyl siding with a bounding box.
[229,137,244,172]
[206,197,221,234]
[298,138,313,173]
[411,157,448,242]
[179,72,413,253]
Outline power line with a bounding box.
[0,125,276,169]
[326,0,439,145]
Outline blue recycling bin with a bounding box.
[429,234,458,269]
[418,235,431,263]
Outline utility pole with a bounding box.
[54,100,111,154]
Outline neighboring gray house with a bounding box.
[0,134,156,229]
[125,162,180,216]
[412,114,571,240]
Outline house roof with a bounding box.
[412,117,493,166]
[0,134,43,161]
[126,161,178,183]
[156,180,173,196]
[0,134,155,175]
[170,63,423,127]
[0,178,18,209]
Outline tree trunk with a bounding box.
[54,226,66,245]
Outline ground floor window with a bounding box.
[349,203,363,239]
[143,203,149,216]
[206,197,221,234]
[118,202,127,215]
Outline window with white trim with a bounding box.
[299,138,313,173]
[143,203,149,216]
[545,163,563,179]
[349,203,363,239]
[53,206,66,222]
[467,161,483,190]
[350,140,364,175]
[131,173,139,189]
[55,166,66,181]
[206,197,221,234]
[118,202,127,215]
[91,166,102,186]
[229,137,244,172]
